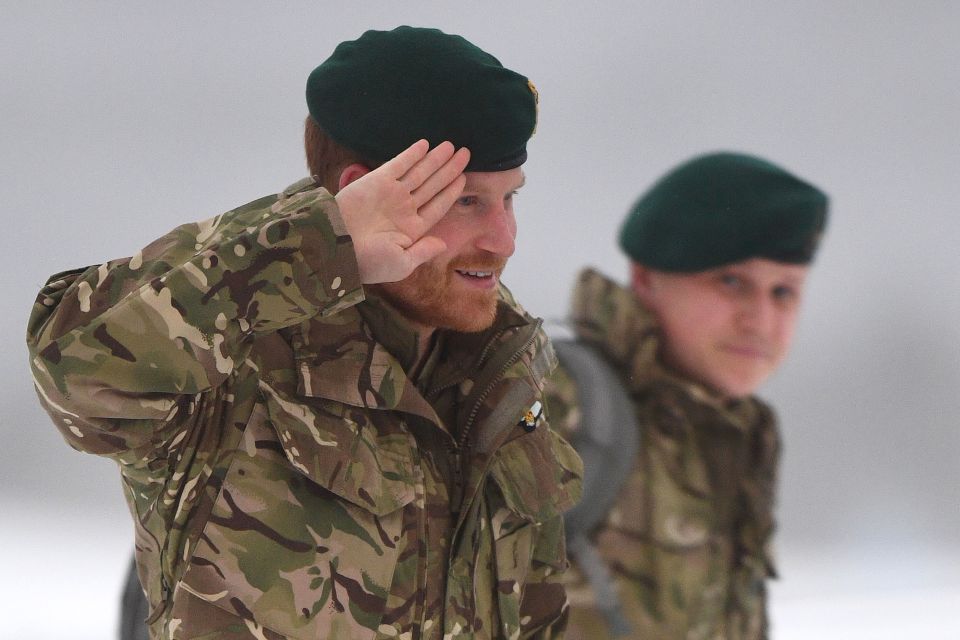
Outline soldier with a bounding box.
[27,26,582,640]
[546,152,828,639]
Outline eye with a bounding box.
[456,195,479,207]
[719,273,743,289]
[772,285,797,302]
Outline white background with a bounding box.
[2,2,958,637]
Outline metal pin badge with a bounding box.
[519,400,543,433]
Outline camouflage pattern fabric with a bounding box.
[544,269,779,640]
[27,177,583,640]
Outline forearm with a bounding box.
[27,185,362,424]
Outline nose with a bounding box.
[737,292,776,334]
[476,204,516,258]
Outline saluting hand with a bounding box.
[335,139,471,284]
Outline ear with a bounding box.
[629,262,657,304]
[338,163,372,191]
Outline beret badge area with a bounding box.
[527,80,539,135]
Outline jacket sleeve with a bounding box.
[26,184,363,456]
[731,410,781,639]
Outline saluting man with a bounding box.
[546,152,828,639]
[28,26,581,640]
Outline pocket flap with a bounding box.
[489,426,583,523]
[260,383,417,516]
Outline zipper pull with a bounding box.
[145,572,171,625]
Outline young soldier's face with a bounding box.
[632,258,810,398]
[375,168,523,333]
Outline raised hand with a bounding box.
[335,140,471,284]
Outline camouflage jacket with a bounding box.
[27,178,583,640]
[544,269,779,640]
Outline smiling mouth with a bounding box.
[456,270,495,279]
[453,268,500,290]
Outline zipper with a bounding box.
[448,319,542,520]
[458,318,541,452]
[427,327,511,514]
[441,318,543,635]
[423,327,507,402]
[442,319,543,634]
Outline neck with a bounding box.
[411,324,437,370]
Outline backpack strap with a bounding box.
[553,339,639,637]
[119,556,151,640]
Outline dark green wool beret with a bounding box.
[306,26,538,172]
[619,152,829,271]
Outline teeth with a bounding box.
[459,270,492,277]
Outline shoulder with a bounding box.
[543,355,581,441]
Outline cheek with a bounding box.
[429,220,468,255]
[659,313,712,360]
[674,302,729,340]
[774,313,801,352]
[506,211,518,239]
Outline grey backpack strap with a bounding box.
[554,339,639,638]
[119,555,150,640]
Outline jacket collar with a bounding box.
[569,267,663,392]
[288,285,541,425]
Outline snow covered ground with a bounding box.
[770,546,960,640]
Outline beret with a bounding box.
[619,152,829,271]
[306,26,538,172]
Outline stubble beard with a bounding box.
[373,254,506,334]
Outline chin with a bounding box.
[434,298,499,333]
[390,290,499,333]
[716,374,767,399]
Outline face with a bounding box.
[373,167,522,333]
[632,258,810,398]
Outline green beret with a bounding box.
[306,26,537,172]
[619,152,829,271]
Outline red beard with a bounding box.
[372,252,506,333]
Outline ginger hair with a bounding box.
[303,116,376,193]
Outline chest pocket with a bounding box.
[490,424,582,526]
[604,396,731,635]
[485,424,583,637]
[174,389,419,640]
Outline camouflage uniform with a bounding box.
[27,178,583,640]
[545,269,778,640]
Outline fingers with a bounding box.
[418,172,467,230]
[381,139,431,179]
[400,141,456,191]
[410,146,471,209]
[380,140,470,211]
[398,142,455,185]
